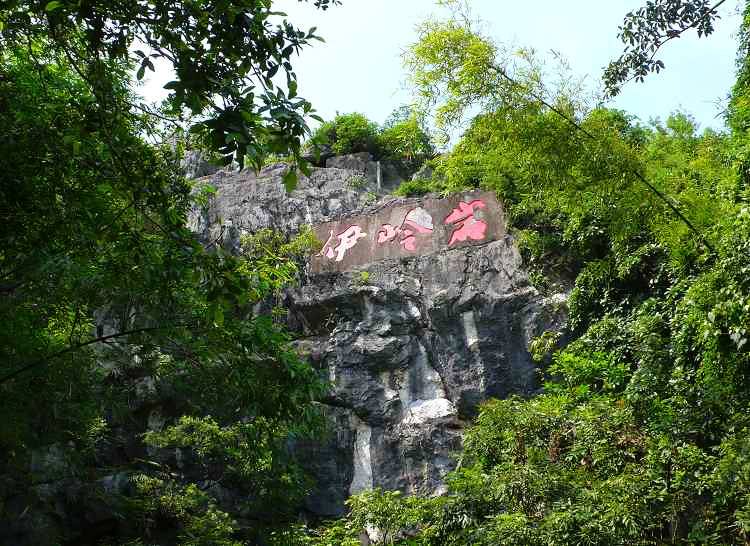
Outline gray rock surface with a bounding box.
[411,163,434,181]
[190,161,568,516]
[180,149,222,179]
[325,151,372,171]
[323,153,405,193]
[189,162,380,251]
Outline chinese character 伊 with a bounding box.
[318,225,368,262]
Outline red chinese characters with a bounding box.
[376,207,434,251]
[318,225,368,262]
[313,194,497,271]
[443,199,487,245]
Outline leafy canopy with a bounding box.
[0,1,334,543]
[1,0,337,171]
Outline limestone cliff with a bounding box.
[189,155,568,516]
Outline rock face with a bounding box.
[190,157,568,517]
[180,149,222,179]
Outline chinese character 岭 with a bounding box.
[376,207,434,251]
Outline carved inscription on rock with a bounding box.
[377,207,434,252]
[310,191,505,273]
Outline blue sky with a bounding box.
[140,0,743,134]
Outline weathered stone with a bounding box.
[325,152,372,172]
[294,406,356,517]
[376,161,406,192]
[411,163,434,181]
[181,149,221,179]
[188,162,382,253]
[188,161,567,516]
[303,142,334,167]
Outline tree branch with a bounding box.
[0,326,173,385]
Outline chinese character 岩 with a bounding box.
[444,200,487,245]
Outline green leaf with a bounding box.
[45,1,62,12]
[282,169,298,192]
[298,159,312,177]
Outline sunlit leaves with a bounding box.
[604,0,724,97]
[0,0,337,169]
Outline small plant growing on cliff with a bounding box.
[393,177,435,197]
[192,181,218,208]
[529,330,562,363]
[355,270,371,286]
[527,269,550,293]
[239,226,320,299]
[346,174,368,189]
[262,153,296,167]
[271,305,288,323]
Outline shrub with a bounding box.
[393,176,439,197]
[346,174,368,189]
[309,113,379,156]
[378,111,435,174]
[307,109,434,176]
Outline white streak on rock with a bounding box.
[402,398,456,425]
[462,310,479,349]
[349,419,373,495]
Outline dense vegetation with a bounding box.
[0,1,332,543]
[306,109,434,175]
[287,2,750,545]
[4,0,750,544]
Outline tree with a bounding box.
[604,0,729,97]
[1,0,337,173]
[307,110,434,175]
[378,107,435,175]
[0,1,335,543]
[309,112,380,156]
